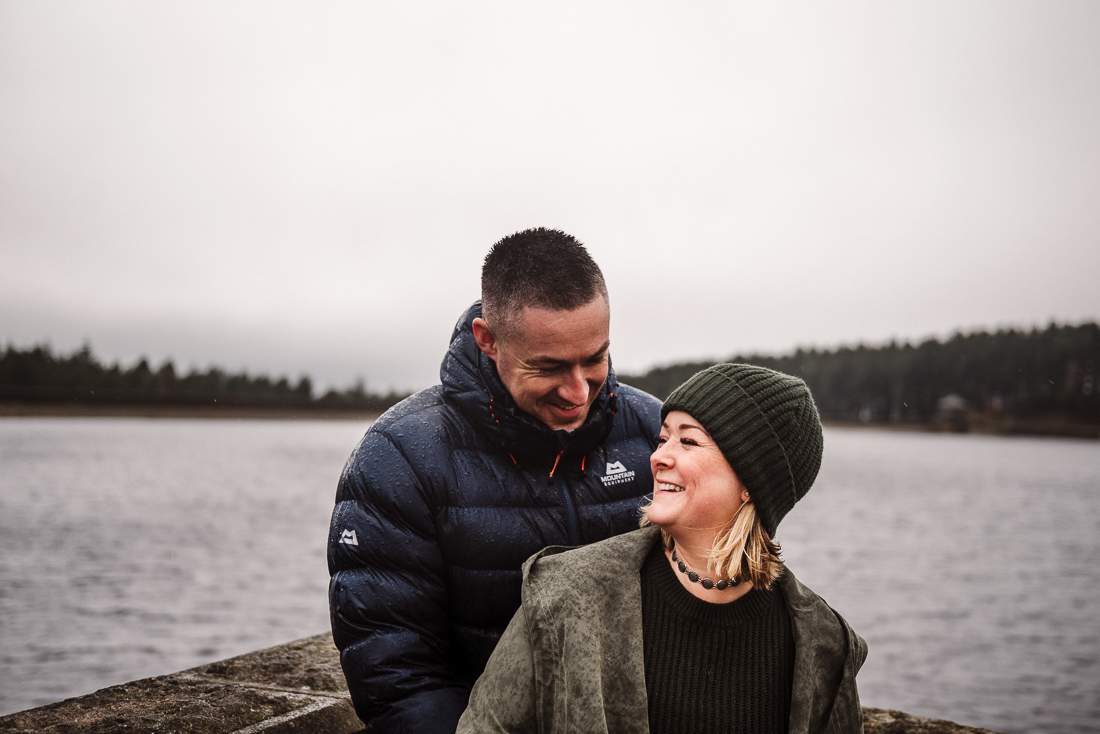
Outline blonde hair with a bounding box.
[640,500,785,590]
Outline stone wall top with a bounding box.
[0,633,1000,734]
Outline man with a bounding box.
[328,228,661,733]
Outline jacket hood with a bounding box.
[440,301,619,463]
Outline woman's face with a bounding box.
[647,410,749,536]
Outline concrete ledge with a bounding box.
[0,634,362,734]
[0,632,1000,733]
[863,708,1000,734]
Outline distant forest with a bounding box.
[4,322,1099,431]
[0,344,407,413]
[618,322,1100,432]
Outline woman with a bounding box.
[457,364,867,734]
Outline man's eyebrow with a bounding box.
[529,341,611,365]
[584,341,612,361]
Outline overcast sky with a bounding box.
[2,1,1098,392]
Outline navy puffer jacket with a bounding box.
[328,302,661,733]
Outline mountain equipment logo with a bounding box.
[339,529,359,546]
[600,460,636,486]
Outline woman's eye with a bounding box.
[680,437,699,447]
[655,435,667,445]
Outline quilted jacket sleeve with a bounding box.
[328,424,468,733]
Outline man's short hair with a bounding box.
[481,228,609,341]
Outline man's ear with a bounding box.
[471,318,500,361]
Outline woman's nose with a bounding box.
[651,443,674,469]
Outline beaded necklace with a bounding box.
[669,537,740,591]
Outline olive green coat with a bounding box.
[457,526,867,734]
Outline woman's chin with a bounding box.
[644,502,678,529]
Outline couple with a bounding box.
[328,229,865,733]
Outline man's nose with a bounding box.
[557,366,590,406]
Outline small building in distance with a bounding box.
[934,393,969,432]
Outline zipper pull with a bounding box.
[547,450,563,485]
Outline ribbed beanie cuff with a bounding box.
[661,364,823,537]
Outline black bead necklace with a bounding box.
[670,538,740,591]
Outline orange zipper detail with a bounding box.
[548,450,564,478]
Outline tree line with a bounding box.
[617,322,1100,428]
[0,343,407,412]
[5,322,1098,427]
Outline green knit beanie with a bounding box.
[661,363,824,537]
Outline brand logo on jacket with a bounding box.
[339,529,359,546]
[600,461,636,486]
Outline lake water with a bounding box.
[0,418,1098,733]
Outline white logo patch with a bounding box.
[339,529,359,546]
[600,461,636,486]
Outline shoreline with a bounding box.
[0,401,381,421]
[822,417,1099,440]
[2,402,1096,439]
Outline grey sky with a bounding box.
[2,1,1098,392]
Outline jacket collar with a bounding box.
[439,301,619,463]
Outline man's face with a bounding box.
[473,297,611,431]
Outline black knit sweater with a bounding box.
[641,542,794,734]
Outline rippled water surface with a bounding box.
[1,419,1098,732]
[0,417,370,717]
[782,428,1100,734]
